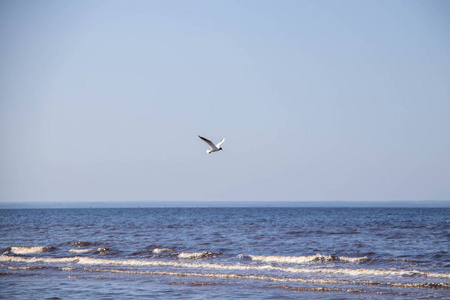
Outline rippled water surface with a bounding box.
[1,208,449,299]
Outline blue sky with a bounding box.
[1,0,449,203]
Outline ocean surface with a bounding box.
[0,207,449,299]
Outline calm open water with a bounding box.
[0,207,449,299]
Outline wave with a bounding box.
[152,248,174,254]
[1,254,449,280]
[69,249,96,254]
[1,255,80,264]
[96,248,110,254]
[246,254,335,263]
[66,248,110,254]
[84,267,450,290]
[9,246,53,255]
[177,252,221,259]
[339,256,369,263]
[246,254,368,264]
[8,266,46,270]
[6,247,367,265]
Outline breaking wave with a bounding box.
[177,252,221,259]
[9,246,53,255]
[1,254,449,280]
[69,249,96,254]
[246,254,369,264]
[152,248,174,254]
[83,267,450,289]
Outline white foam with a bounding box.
[10,246,49,255]
[97,248,110,254]
[69,249,96,254]
[0,255,79,264]
[153,248,174,254]
[248,254,368,264]
[249,254,336,264]
[84,267,450,290]
[8,266,45,270]
[178,252,218,259]
[1,254,448,279]
[338,256,368,263]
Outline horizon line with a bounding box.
[1,200,449,209]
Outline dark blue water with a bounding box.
[1,208,449,299]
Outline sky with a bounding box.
[1,0,449,204]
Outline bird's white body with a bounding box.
[199,135,225,154]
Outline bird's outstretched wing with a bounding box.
[215,138,225,148]
[198,135,216,149]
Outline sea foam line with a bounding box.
[1,254,449,280]
[247,254,368,264]
[84,267,450,290]
[10,246,52,255]
[69,249,96,254]
[152,248,174,254]
[178,252,220,259]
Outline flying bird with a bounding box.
[198,135,225,154]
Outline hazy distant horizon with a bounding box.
[1,200,449,209]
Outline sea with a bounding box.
[0,207,449,299]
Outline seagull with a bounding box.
[198,135,225,154]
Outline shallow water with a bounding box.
[1,208,449,299]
